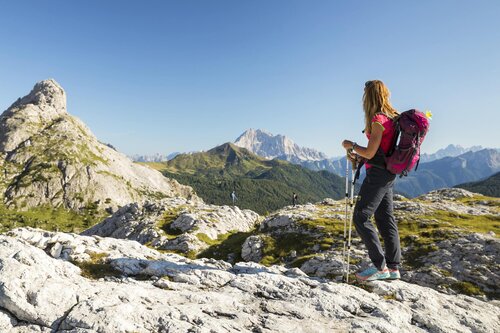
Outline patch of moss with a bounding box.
[403,243,439,269]
[450,281,484,296]
[197,230,255,261]
[351,280,374,292]
[196,232,217,246]
[438,268,452,277]
[73,252,121,280]
[290,254,318,268]
[154,247,197,260]
[457,195,500,207]
[259,232,318,266]
[157,206,187,237]
[383,293,397,300]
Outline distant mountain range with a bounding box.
[233,129,493,178]
[231,129,499,197]
[131,152,180,162]
[395,148,500,197]
[145,143,345,214]
[420,144,484,163]
[132,129,498,199]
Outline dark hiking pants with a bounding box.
[353,167,401,270]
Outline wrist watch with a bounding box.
[352,142,357,151]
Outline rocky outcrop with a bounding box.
[2,228,499,332]
[239,189,500,299]
[0,79,195,211]
[405,232,499,298]
[241,235,265,262]
[81,197,260,255]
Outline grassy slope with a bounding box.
[0,202,108,233]
[145,143,345,214]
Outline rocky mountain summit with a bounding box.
[234,129,328,162]
[0,79,195,212]
[1,228,499,332]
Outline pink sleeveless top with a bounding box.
[365,113,396,169]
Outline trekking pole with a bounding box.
[342,151,350,283]
[345,157,357,283]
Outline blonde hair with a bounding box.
[363,80,399,134]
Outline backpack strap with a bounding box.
[353,160,364,185]
[400,131,420,177]
[387,117,400,157]
[415,157,421,171]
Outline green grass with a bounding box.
[196,232,218,245]
[395,208,499,269]
[135,161,167,171]
[158,248,198,260]
[450,281,484,296]
[0,202,108,233]
[197,230,256,261]
[423,210,500,234]
[157,206,187,238]
[249,200,499,270]
[259,232,319,266]
[299,217,345,236]
[73,252,122,280]
[383,293,397,300]
[290,254,319,268]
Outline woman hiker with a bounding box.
[341,80,401,281]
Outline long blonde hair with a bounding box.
[363,80,399,134]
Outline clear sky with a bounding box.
[0,1,499,157]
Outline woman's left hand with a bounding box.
[342,140,353,150]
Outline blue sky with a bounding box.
[0,1,498,157]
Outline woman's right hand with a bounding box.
[347,151,364,164]
[347,150,357,163]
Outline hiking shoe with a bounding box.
[388,268,400,280]
[355,266,390,282]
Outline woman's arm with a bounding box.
[342,123,383,159]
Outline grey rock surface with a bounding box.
[2,228,499,333]
[81,197,260,254]
[241,235,265,262]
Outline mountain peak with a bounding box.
[9,78,67,114]
[0,79,68,152]
[208,142,255,159]
[234,128,328,161]
[0,80,195,210]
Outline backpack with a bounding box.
[385,109,430,176]
[355,109,430,181]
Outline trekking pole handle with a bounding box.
[347,148,358,170]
